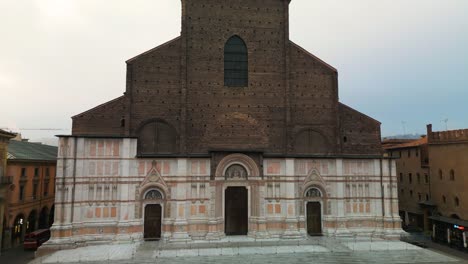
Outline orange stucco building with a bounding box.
[0,129,15,254]
[2,139,57,249]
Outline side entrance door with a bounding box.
[144,204,162,240]
[225,187,248,235]
[307,202,322,236]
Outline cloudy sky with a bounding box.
[1,0,467,142]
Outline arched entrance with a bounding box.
[12,214,25,246]
[39,207,49,229]
[27,210,37,233]
[143,189,163,240]
[305,187,323,236]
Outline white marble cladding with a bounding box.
[50,137,402,246]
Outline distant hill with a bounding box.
[382,134,424,140]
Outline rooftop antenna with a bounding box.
[401,121,407,135]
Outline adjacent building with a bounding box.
[0,129,15,254]
[384,124,468,251]
[2,139,57,249]
[426,125,468,250]
[383,137,430,231]
[43,0,402,252]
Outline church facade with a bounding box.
[47,0,401,248]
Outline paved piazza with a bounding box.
[31,237,467,264]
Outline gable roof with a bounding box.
[383,136,427,150]
[7,140,58,161]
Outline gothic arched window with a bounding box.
[144,189,163,200]
[224,36,248,87]
[138,120,177,155]
[305,187,322,198]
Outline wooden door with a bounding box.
[225,187,248,235]
[307,202,322,236]
[144,204,162,240]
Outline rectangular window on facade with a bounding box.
[408,150,411,157]
[415,149,419,157]
[34,168,39,177]
[19,185,24,201]
[425,174,429,184]
[399,173,403,182]
[45,167,50,177]
[417,173,421,184]
[21,168,26,177]
[44,181,49,196]
[33,183,38,200]
[409,173,412,184]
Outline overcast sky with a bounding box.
[1,0,467,142]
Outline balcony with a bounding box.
[0,176,12,185]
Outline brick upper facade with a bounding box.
[71,0,381,156]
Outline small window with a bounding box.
[19,185,25,201]
[455,197,460,206]
[418,193,421,201]
[425,194,429,201]
[407,149,411,157]
[399,173,403,182]
[34,168,39,177]
[410,190,413,197]
[442,195,446,203]
[45,168,50,177]
[33,183,38,200]
[417,173,420,184]
[450,170,455,181]
[409,173,412,184]
[21,168,26,177]
[415,149,419,157]
[439,169,443,180]
[424,174,429,184]
[44,181,49,197]
[224,35,248,87]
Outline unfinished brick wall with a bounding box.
[71,0,382,156]
[72,96,126,136]
[339,103,382,155]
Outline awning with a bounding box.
[429,215,468,227]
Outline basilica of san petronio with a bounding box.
[38,1,407,253]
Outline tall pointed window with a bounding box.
[224,36,248,87]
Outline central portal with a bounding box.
[225,187,248,235]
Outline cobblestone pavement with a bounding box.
[29,237,468,264]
